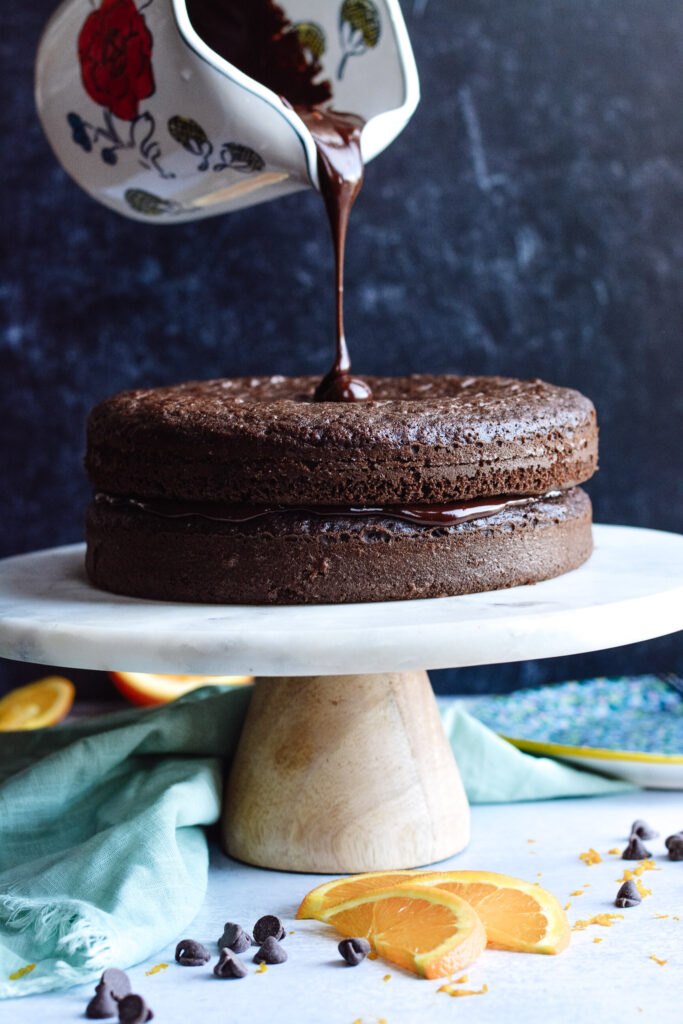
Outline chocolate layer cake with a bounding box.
[85,374,598,604]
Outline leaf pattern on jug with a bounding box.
[214,142,266,173]
[167,115,214,170]
[338,0,381,79]
[292,21,327,60]
[124,188,181,216]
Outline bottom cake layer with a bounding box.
[85,487,593,605]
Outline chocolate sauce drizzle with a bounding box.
[97,492,562,528]
[186,0,372,401]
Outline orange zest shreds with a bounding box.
[256,962,267,974]
[673,917,680,921]
[573,914,623,931]
[564,903,571,911]
[9,964,36,981]
[438,982,488,998]
[145,963,168,976]
[527,839,536,843]
[636,880,651,898]
[367,952,378,960]
[579,849,602,865]
[583,883,591,888]
[593,938,603,943]
[383,974,391,981]
[608,848,620,855]
[537,873,543,877]
[570,891,585,897]
[654,914,669,919]
[650,955,667,966]
[454,975,469,983]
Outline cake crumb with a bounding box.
[9,964,35,981]
[580,848,602,865]
[145,963,167,976]
[650,955,667,966]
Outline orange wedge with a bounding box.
[298,869,570,955]
[109,671,253,707]
[312,883,486,979]
[0,677,75,730]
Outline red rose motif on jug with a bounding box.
[78,0,155,121]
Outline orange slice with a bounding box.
[298,869,570,955]
[0,677,75,730]
[297,870,418,918]
[109,671,253,707]
[410,871,570,954]
[308,883,486,979]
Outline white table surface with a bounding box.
[8,791,682,1023]
[1,525,683,674]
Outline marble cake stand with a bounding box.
[1,524,682,874]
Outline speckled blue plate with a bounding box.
[468,676,683,789]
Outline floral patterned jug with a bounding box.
[35,0,419,222]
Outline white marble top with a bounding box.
[0,525,681,675]
[7,791,682,1024]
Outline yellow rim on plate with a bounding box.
[503,735,683,765]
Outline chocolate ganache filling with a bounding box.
[96,492,563,528]
[185,0,371,401]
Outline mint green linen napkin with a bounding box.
[0,685,632,998]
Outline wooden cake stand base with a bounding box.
[222,671,468,872]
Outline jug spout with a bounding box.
[35,0,419,223]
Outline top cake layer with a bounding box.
[85,374,598,505]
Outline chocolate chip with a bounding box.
[86,969,132,1019]
[175,938,211,966]
[622,835,651,860]
[338,937,371,965]
[253,936,287,964]
[118,994,153,1024]
[217,922,252,953]
[665,833,683,861]
[615,879,642,908]
[86,983,118,1019]
[631,819,659,841]
[253,914,286,944]
[101,969,131,1001]
[213,947,248,979]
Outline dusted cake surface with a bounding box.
[86,375,598,506]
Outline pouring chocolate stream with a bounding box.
[186,0,372,401]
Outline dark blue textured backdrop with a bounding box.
[1,0,682,698]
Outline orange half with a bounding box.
[109,671,253,707]
[314,883,487,979]
[0,677,75,730]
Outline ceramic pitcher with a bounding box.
[35,0,419,223]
